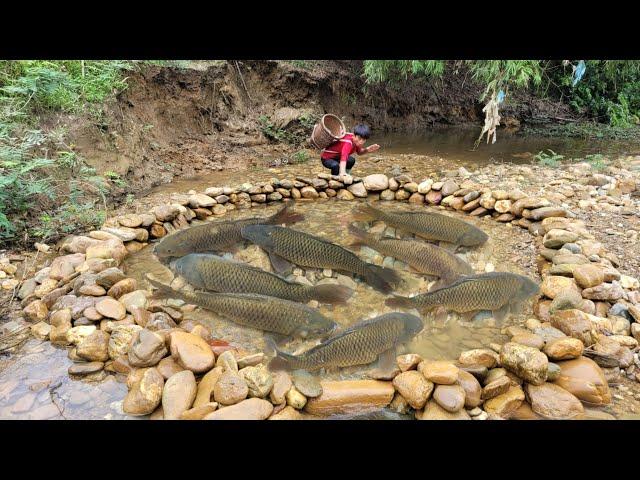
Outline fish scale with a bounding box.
[173,254,334,303]
[397,272,537,312]
[357,204,488,246]
[270,313,423,370]
[349,224,473,281]
[148,277,335,336]
[265,227,368,275]
[154,204,302,258]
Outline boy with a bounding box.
[320,123,380,181]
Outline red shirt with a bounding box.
[320,133,364,163]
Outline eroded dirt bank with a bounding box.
[62,61,577,195]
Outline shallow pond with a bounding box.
[123,199,539,381]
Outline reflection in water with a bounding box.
[124,200,536,380]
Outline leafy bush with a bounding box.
[534,149,564,168]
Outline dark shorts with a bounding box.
[321,156,355,176]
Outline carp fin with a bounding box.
[492,303,511,325]
[438,241,459,253]
[268,251,294,274]
[351,203,380,222]
[269,203,305,225]
[309,284,353,304]
[367,347,398,380]
[384,295,414,309]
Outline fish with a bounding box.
[385,271,540,323]
[240,224,402,293]
[171,253,353,304]
[348,223,474,285]
[267,312,424,371]
[352,203,488,248]
[153,203,304,259]
[146,276,336,338]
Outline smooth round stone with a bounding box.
[162,370,197,420]
[543,337,584,360]
[95,297,126,320]
[456,369,482,408]
[213,370,249,406]
[68,362,104,376]
[392,371,434,410]
[418,360,459,385]
[525,383,584,419]
[433,384,466,412]
[292,370,323,398]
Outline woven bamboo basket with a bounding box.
[310,114,346,149]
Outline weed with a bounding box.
[534,149,564,167]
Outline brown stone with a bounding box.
[458,349,499,369]
[543,337,584,360]
[416,400,471,420]
[483,385,525,418]
[304,380,395,416]
[418,360,459,385]
[169,331,215,373]
[432,384,465,412]
[500,343,548,385]
[525,383,584,419]
[553,357,611,406]
[204,398,273,420]
[456,369,482,408]
[392,371,434,410]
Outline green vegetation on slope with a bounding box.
[0,61,135,246]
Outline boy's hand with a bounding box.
[367,144,380,153]
[339,173,353,184]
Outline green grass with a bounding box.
[523,122,640,140]
[0,60,137,246]
[534,149,564,168]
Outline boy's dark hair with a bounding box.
[353,124,371,139]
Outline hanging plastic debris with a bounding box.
[572,60,586,87]
[475,90,501,148]
[497,90,505,104]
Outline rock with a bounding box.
[336,189,354,201]
[403,182,418,193]
[95,268,126,289]
[425,190,443,205]
[108,325,142,360]
[95,297,126,320]
[304,380,395,416]
[213,370,248,405]
[30,321,51,340]
[65,325,97,345]
[180,402,219,420]
[128,329,168,367]
[292,370,323,398]
[189,194,216,208]
[396,353,423,372]
[458,349,499,369]
[153,205,180,222]
[123,368,164,415]
[549,289,584,314]
[157,356,185,380]
[23,300,48,322]
[193,366,224,408]
[270,371,293,405]
[631,323,640,342]
[581,282,624,301]
[68,361,104,376]
[216,350,238,372]
[237,353,265,368]
[441,180,459,197]
[170,331,215,373]
[268,405,304,420]
[573,264,605,289]
[553,357,611,406]
[286,387,307,409]
[347,182,368,198]
[543,229,579,249]
[300,186,318,199]
[543,337,584,360]
[541,276,581,300]
[511,333,545,350]
[363,174,389,191]
[433,384,465,412]
[500,343,548,386]
[162,370,197,420]
[34,278,59,298]
[416,400,471,420]
[525,383,584,419]
[17,278,38,300]
[50,253,85,280]
[550,309,600,346]
[456,370,482,408]
[392,371,434,409]
[394,189,410,201]
[107,278,137,299]
[239,365,274,398]
[417,179,433,194]
[78,284,107,296]
[204,398,273,420]
[483,385,525,418]
[77,330,110,361]
[49,308,72,344]
[418,360,459,384]
[511,197,551,216]
[482,376,512,400]
[408,193,424,204]
[380,189,395,201]
[119,290,148,314]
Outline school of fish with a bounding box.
[147,200,540,374]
